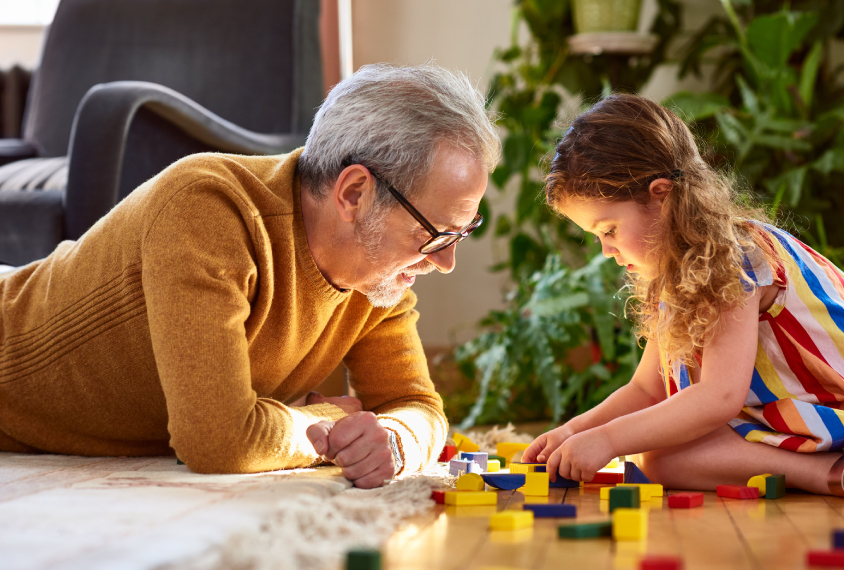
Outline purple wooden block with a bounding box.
[449,459,470,476]
[834,529,844,549]
[624,461,652,484]
[522,503,576,518]
[461,452,488,471]
[481,473,526,490]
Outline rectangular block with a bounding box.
[444,490,497,506]
[612,508,648,541]
[522,503,576,518]
[488,454,507,468]
[766,474,786,500]
[590,472,624,484]
[834,529,844,550]
[716,485,759,499]
[460,451,488,471]
[346,549,381,570]
[609,486,640,512]
[558,521,612,539]
[452,433,479,453]
[510,462,528,474]
[600,485,617,500]
[438,445,456,462]
[618,483,664,499]
[667,492,704,509]
[521,472,550,496]
[449,459,471,476]
[807,550,844,567]
[549,476,580,488]
[490,510,534,531]
[640,555,682,570]
[431,489,446,504]
[487,459,501,473]
[496,442,529,463]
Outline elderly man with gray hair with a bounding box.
[0,63,500,488]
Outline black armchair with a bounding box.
[0,0,323,266]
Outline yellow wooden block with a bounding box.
[456,473,485,491]
[605,458,619,469]
[489,510,534,531]
[617,483,663,499]
[510,463,528,474]
[599,485,617,500]
[520,472,549,496]
[487,459,501,473]
[612,508,648,541]
[496,442,529,463]
[747,473,772,498]
[444,490,497,506]
[453,433,480,453]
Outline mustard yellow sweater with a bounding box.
[0,149,447,474]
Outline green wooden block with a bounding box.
[558,521,613,539]
[346,549,381,570]
[765,474,785,500]
[609,486,639,512]
[488,454,506,467]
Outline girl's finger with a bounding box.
[522,437,545,463]
[547,449,562,483]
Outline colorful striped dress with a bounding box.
[659,224,844,452]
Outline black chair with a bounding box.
[0,0,323,266]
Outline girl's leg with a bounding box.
[637,424,841,495]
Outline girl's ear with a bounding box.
[648,178,673,203]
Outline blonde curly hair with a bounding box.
[545,94,778,369]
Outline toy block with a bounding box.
[747,473,772,497]
[521,472,550,496]
[640,555,683,570]
[444,490,497,506]
[438,444,456,462]
[619,483,664,499]
[549,476,580,488]
[522,503,576,518]
[431,489,450,504]
[453,433,480,453]
[609,486,640,512]
[488,454,507,467]
[766,474,786,500]
[605,458,619,469]
[176,458,185,465]
[496,442,529,464]
[346,548,381,570]
[558,521,613,539]
[834,530,844,549]
[482,473,526,490]
[600,486,616,500]
[489,510,534,531]
[624,462,652,484]
[510,462,528,474]
[612,508,648,541]
[461,451,488,471]
[807,550,844,567]
[590,472,624,484]
[716,485,759,499]
[456,473,486,491]
[487,459,501,473]
[449,459,471,476]
[667,492,704,509]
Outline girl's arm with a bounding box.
[548,288,762,481]
[524,339,666,463]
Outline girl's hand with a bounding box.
[547,427,614,483]
[522,425,576,464]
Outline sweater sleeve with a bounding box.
[142,179,345,474]
[343,292,448,475]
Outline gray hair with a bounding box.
[298,63,501,207]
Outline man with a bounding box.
[0,63,499,488]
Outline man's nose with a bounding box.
[427,244,457,274]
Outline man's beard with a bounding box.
[354,206,435,308]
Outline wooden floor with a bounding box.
[383,483,844,570]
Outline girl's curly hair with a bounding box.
[545,94,777,369]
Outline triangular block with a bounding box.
[623,461,652,484]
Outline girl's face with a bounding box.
[560,191,666,279]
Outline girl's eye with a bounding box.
[604,228,616,237]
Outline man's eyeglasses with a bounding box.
[345,162,484,255]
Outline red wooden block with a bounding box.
[716,485,759,499]
[667,492,704,509]
[589,472,624,484]
[640,555,683,570]
[807,550,844,567]
[431,490,446,504]
[438,445,456,462]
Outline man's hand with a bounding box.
[547,427,615,483]
[306,411,396,489]
[305,391,363,415]
[522,424,576,464]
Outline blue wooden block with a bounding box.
[481,473,526,490]
[461,452,488,471]
[522,503,576,518]
[535,465,546,472]
[624,461,652,484]
[834,529,844,549]
[549,476,580,488]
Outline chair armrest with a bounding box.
[64,80,307,240]
[0,139,38,167]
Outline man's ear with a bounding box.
[331,164,376,223]
[648,178,673,203]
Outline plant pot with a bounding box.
[572,0,642,34]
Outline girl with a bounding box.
[522,93,844,495]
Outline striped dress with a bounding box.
[659,224,844,452]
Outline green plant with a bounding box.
[668,0,844,264]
